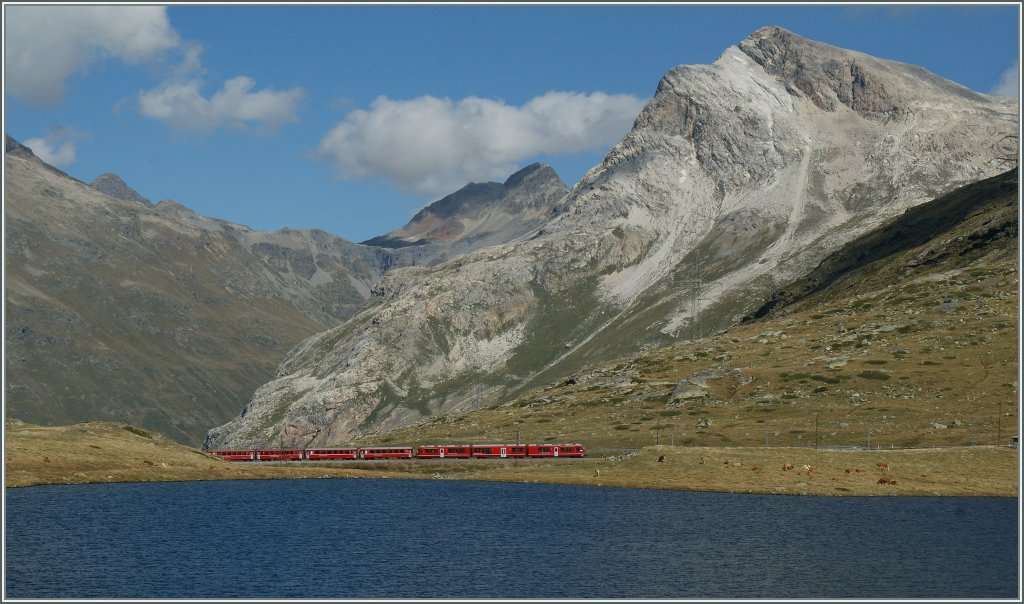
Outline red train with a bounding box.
[208,443,586,461]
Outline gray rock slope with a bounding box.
[206,26,1017,448]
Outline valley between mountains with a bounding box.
[4,27,1019,494]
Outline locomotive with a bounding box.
[209,443,586,461]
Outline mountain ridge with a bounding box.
[4,134,572,444]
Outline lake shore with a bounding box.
[5,421,1018,496]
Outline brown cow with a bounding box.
[877,462,890,472]
[877,477,897,485]
[782,463,795,471]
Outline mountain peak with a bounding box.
[745,25,798,42]
[504,162,558,188]
[90,173,152,206]
[361,164,567,250]
[736,25,991,115]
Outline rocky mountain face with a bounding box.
[205,26,1017,449]
[363,163,567,267]
[4,135,568,445]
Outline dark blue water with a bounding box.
[4,479,1018,599]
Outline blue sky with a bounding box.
[4,3,1020,243]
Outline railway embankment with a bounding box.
[4,420,1017,496]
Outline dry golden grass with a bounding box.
[460,445,1018,497]
[3,421,407,488]
[5,420,1017,497]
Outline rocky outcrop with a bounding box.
[206,27,1017,449]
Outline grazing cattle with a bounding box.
[845,469,852,474]
[877,477,897,485]
[658,455,666,463]
[699,456,708,465]
[43,456,50,463]
[594,469,601,477]
[802,464,813,472]
[782,463,795,471]
[751,466,762,472]
[877,462,890,472]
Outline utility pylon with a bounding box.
[678,251,708,340]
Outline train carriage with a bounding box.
[256,449,304,461]
[358,446,414,460]
[416,445,472,459]
[209,449,255,461]
[470,445,527,458]
[526,443,587,458]
[305,448,359,460]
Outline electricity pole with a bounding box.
[814,412,819,450]
[679,252,706,340]
[997,398,1003,445]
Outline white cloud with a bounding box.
[138,76,304,133]
[23,128,82,167]
[990,61,1019,97]
[315,91,647,196]
[4,5,179,104]
[5,5,304,135]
